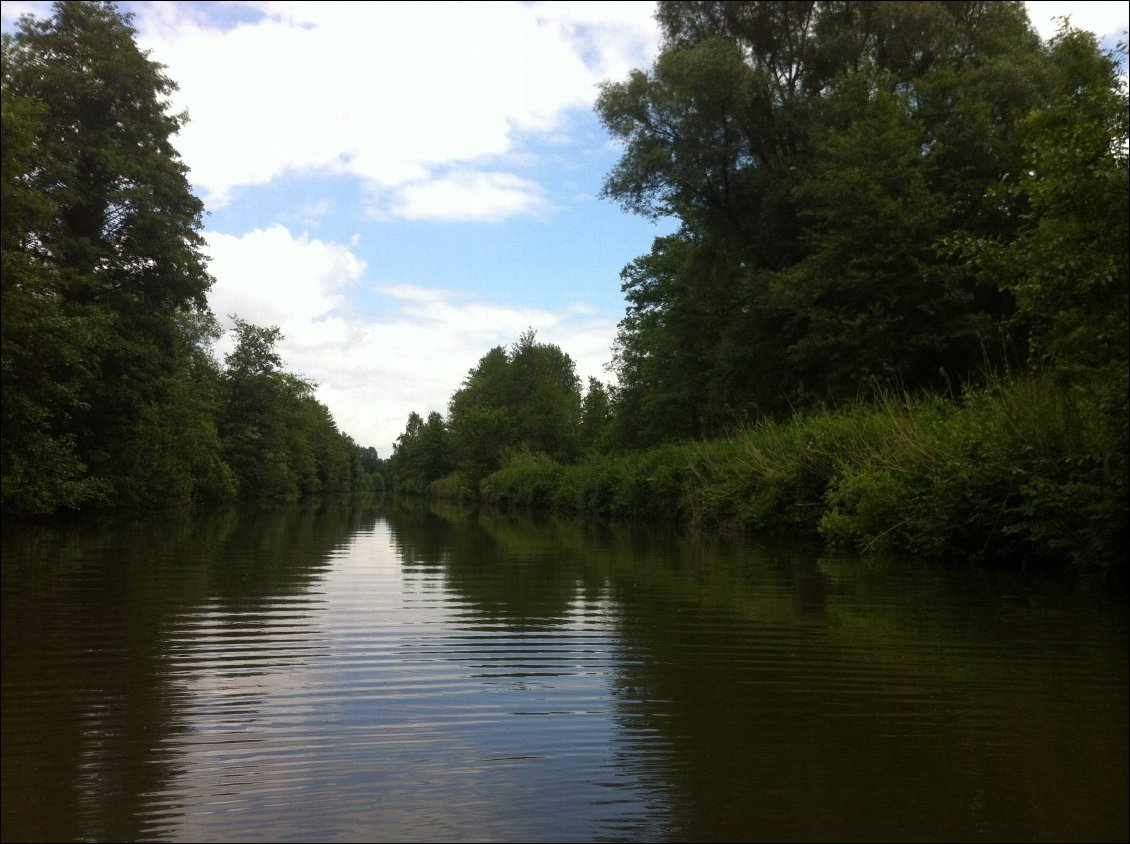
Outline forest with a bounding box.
[1,2,382,514]
[2,2,1126,571]
[388,1,1127,571]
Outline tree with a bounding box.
[418,412,454,484]
[775,80,994,401]
[507,330,582,462]
[2,1,218,512]
[216,317,369,500]
[580,378,612,453]
[447,331,583,485]
[390,410,453,493]
[597,1,1055,433]
[219,318,335,500]
[2,2,380,513]
[1003,26,1128,376]
[1,83,108,512]
[447,349,515,486]
[3,1,210,308]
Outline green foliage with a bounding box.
[217,318,367,501]
[778,81,992,401]
[445,330,582,485]
[429,471,473,502]
[560,1,1126,570]
[598,0,1061,429]
[3,1,211,307]
[0,2,399,516]
[978,26,1127,375]
[390,410,454,495]
[507,330,582,461]
[477,444,691,522]
[817,377,1126,569]
[389,331,584,495]
[467,375,1125,572]
[609,230,777,445]
[480,451,563,509]
[579,377,613,454]
[2,1,217,513]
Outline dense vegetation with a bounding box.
[3,2,1125,570]
[1,2,381,516]
[388,1,1126,572]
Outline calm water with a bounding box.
[2,499,1126,842]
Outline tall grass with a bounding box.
[453,375,1126,572]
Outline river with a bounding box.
[2,498,1126,842]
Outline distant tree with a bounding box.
[447,331,582,485]
[219,320,296,498]
[418,412,454,483]
[507,330,582,461]
[389,410,454,493]
[448,357,515,487]
[580,377,613,453]
[217,317,368,500]
[356,445,387,492]
[2,2,380,514]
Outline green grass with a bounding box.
[439,375,1127,572]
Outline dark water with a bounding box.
[2,499,1126,843]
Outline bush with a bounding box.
[469,374,1125,573]
[479,452,563,508]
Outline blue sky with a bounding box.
[2,1,1127,455]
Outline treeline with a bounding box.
[389,329,611,495]
[1,2,381,516]
[390,1,1126,571]
[597,0,1126,445]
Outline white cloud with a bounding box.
[127,1,661,215]
[204,224,366,352]
[281,198,334,229]
[383,171,549,222]
[122,0,1122,216]
[1025,1,1129,43]
[531,1,662,80]
[204,226,617,455]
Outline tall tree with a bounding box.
[2,1,218,511]
[219,319,306,499]
[507,330,582,462]
[1,82,108,512]
[3,1,210,307]
[597,1,1056,434]
[1002,26,1128,376]
[579,377,613,454]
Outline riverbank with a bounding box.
[433,375,1127,573]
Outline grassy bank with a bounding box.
[439,375,1126,572]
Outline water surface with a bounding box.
[2,499,1126,842]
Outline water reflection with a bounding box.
[386,502,1129,841]
[1,500,381,842]
[2,499,1126,842]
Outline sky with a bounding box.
[2,1,1127,456]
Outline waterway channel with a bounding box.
[2,498,1126,841]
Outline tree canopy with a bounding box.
[595,0,1123,446]
[1,2,380,515]
[389,330,597,492]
